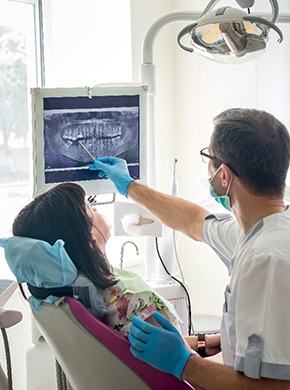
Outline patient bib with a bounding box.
[113,267,181,322]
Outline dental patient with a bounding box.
[0,182,181,337]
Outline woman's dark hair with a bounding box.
[12,182,116,289]
[211,108,290,197]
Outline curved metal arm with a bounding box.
[201,0,222,17]
[267,0,279,23]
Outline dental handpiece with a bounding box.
[78,140,96,161]
[171,157,178,196]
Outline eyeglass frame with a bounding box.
[200,147,239,177]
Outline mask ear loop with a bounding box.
[210,164,233,195]
[209,165,222,183]
[225,171,233,196]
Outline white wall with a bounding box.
[131,0,290,316]
[130,0,248,316]
[174,0,256,315]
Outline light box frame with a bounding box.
[31,85,147,196]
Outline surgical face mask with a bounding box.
[209,166,232,211]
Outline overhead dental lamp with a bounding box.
[177,0,283,63]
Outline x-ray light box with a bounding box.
[31,85,147,196]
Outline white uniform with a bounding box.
[203,208,290,380]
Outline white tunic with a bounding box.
[203,208,290,380]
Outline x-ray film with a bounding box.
[31,86,147,195]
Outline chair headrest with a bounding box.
[0,236,77,287]
[0,236,78,311]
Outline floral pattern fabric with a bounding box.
[100,283,176,337]
[73,268,180,338]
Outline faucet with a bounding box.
[120,241,139,269]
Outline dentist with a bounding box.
[89,108,290,389]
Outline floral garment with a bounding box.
[73,267,180,337]
[101,284,176,337]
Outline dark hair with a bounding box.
[211,108,290,197]
[12,182,116,289]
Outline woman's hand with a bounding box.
[183,333,221,356]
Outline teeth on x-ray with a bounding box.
[45,109,138,165]
[112,136,124,148]
[62,121,122,142]
[63,140,73,150]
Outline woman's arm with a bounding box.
[183,333,221,356]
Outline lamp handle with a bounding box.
[177,22,197,53]
[243,15,283,43]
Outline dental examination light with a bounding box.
[177,0,283,63]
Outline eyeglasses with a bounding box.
[200,147,239,177]
[200,147,221,164]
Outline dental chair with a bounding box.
[0,236,193,389]
[32,296,193,390]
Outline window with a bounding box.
[42,0,132,87]
[0,0,133,279]
[0,0,37,278]
[41,0,134,267]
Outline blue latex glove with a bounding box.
[89,156,134,197]
[128,312,193,380]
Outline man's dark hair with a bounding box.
[211,108,290,196]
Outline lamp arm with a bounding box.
[268,0,279,23]
[200,0,221,17]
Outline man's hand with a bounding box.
[89,156,134,197]
[128,312,194,380]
